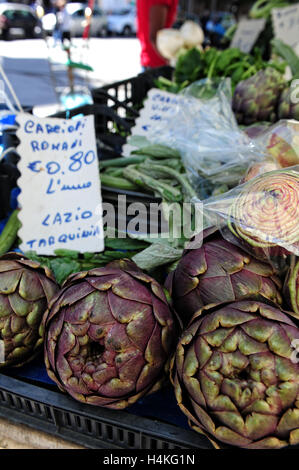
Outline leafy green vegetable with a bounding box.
[174,47,203,85]
[156,45,287,95]
[49,258,81,285]
[24,231,150,285]
[132,243,183,271]
[104,237,149,251]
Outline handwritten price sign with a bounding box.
[230,18,266,53]
[16,113,104,255]
[272,4,299,47]
[123,89,182,156]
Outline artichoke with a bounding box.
[0,252,59,368]
[232,68,286,125]
[278,87,299,121]
[284,259,299,320]
[165,227,282,326]
[228,168,299,256]
[43,259,178,409]
[171,300,299,449]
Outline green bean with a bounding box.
[0,210,21,256]
[101,174,139,191]
[123,166,182,202]
[139,163,196,200]
[99,155,147,169]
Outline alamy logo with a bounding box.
[0,79,4,105]
[290,79,299,105]
[95,196,204,250]
[291,339,299,364]
[0,340,4,364]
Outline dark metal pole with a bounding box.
[188,0,194,14]
[210,0,217,13]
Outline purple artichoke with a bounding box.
[165,228,282,326]
[171,301,299,449]
[43,259,178,409]
[0,252,59,368]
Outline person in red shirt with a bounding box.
[137,0,179,69]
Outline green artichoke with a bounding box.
[171,300,299,449]
[278,87,299,121]
[284,259,299,320]
[165,228,282,327]
[43,259,178,409]
[0,252,59,368]
[232,68,286,125]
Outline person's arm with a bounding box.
[149,4,169,61]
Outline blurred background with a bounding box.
[0,0,255,113]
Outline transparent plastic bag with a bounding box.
[253,119,299,168]
[198,165,299,270]
[147,78,266,198]
[241,120,299,183]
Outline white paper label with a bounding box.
[230,18,266,53]
[123,88,184,156]
[272,4,299,47]
[16,113,104,255]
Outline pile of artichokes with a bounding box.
[232,68,286,125]
[167,167,299,449]
[232,67,299,125]
[0,254,179,410]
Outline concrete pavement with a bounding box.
[0,417,84,449]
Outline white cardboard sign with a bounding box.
[16,113,104,255]
[123,88,184,156]
[230,18,266,53]
[272,4,299,47]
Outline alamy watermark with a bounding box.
[290,79,299,105]
[0,79,5,106]
[0,340,4,364]
[291,339,299,364]
[95,196,204,250]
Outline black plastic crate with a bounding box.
[0,373,212,449]
[0,128,20,220]
[91,66,173,119]
[53,67,173,159]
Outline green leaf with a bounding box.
[104,237,149,251]
[132,243,183,271]
[49,258,81,285]
[174,47,203,84]
[271,38,299,77]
